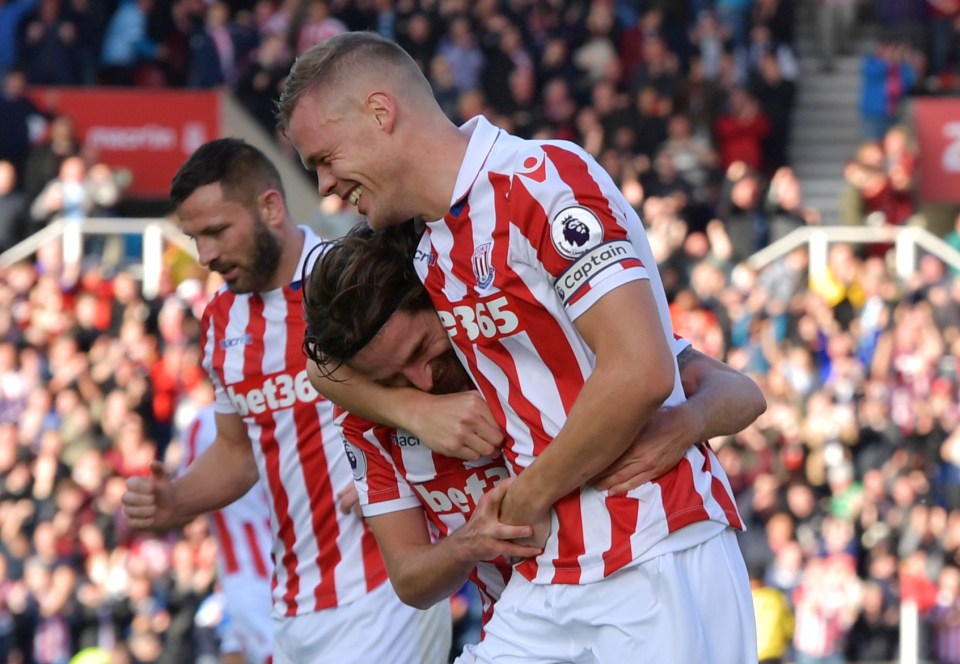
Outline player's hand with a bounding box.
[452,478,544,562]
[406,391,504,461]
[592,406,695,495]
[122,460,177,531]
[337,484,362,517]
[496,480,550,551]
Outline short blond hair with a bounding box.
[276,32,431,131]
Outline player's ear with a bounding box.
[365,91,396,133]
[258,189,286,227]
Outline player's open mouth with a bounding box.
[347,185,363,206]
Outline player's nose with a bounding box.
[195,237,218,267]
[316,169,338,197]
[403,363,434,394]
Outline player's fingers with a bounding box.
[497,524,533,540]
[122,479,155,500]
[593,462,638,491]
[126,517,157,531]
[122,503,156,520]
[465,435,499,459]
[498,542,543,559]
[471,417,504,449]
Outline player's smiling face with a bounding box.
[178,183,282,294]
[349,309,470,395]
[287,91,409,231]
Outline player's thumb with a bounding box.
[149,460,168,485]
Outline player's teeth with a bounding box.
[348,186,363,206]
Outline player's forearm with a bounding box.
[309,360,420,430]
[370,523,477,609]
[676,348,766,440]
[172,439,259,523]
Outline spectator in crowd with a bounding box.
[858,37,921,141]
[815,0,856,72]
[750,562,795,664]
[715,87,771,173]
[295,0,347,56]
[930,564,960,664]
[0,69,46,187]
[29,156,120,230]
[0,0,39,80]
[187,1,240,89]
[927,0,960,75]
[0,160,26,252]
[235,32,292,135]
[23,114,81,203]
[748,50,795,176]
[99,0,162,87]
[764,166,817,243]
[19,0,82,86]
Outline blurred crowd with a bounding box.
[0,0,959,662]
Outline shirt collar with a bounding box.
[291,225,322,289]
[449,115,501,211]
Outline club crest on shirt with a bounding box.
[472,242,495,289]
[550,206,604,259]
[343,441,367,481]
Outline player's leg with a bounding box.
[588,528,757,664]
[466,576,593,664]
[272,579,452,664]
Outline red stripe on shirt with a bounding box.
[212,510,240,574]
[185,417,202,466]
[603,495,641,577]
[243,521,270,578]
[703,446,743,530]
[654,458,710,532]
[542,144,625,239]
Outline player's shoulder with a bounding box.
[504,137,590,184]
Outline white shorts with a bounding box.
[272,579,452,664]
[459,528,757,664]
[219,576,274,664]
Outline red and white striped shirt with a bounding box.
[334,408,513,628]
[201,227,387,617]
[415,116,743,585]
[181,404,273,588]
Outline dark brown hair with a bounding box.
[302,220,431,376]
[170,138,285,209]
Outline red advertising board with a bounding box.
[913,97,960,204]
[28,88,221,198]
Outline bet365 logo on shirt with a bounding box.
[437,294,521,342]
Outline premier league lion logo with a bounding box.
[550,206,603,259]
[562,216,591,249]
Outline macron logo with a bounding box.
[220,334,253,349]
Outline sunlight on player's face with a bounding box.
[350,309,470,395]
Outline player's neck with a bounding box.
[265,223,305,292]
